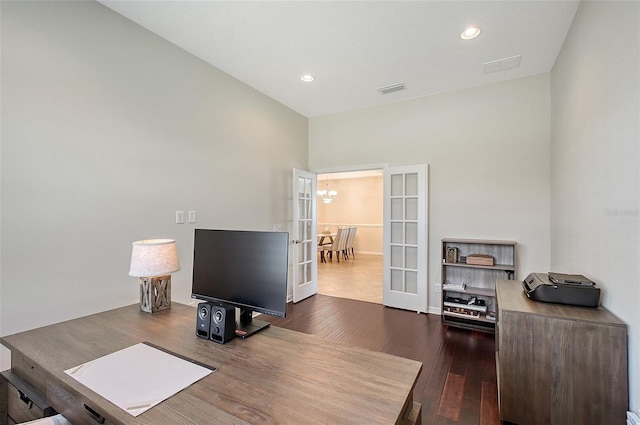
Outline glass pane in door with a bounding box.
[391,174,403,196]
[405,246,417,269]
[405,222,417,245]
[391,199,403,220]
[405,198,418,220]
[391,269,403,291]
[391,246,403,268]
[405,173,418,196]
[391,222,403,244]
[405,271,418,294]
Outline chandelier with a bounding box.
[317,179,337,204]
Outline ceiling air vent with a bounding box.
[378,82,405,94]
[483,55,522,74]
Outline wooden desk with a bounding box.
[1,303,422,425]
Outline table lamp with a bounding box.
[129,239,181,313]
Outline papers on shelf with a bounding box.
[442,282,466,291]
[65,343,213,417]
[443,301,487,313]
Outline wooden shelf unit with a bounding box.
[441,238,516,332]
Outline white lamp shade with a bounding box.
[129,239,181,277]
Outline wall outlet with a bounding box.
[434,283,441,293]
[273,224,282,231]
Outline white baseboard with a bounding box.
[427,306,441,315]
[355,251,383,256]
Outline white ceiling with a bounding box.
[99,0,580,118]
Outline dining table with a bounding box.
[317,232,336,263]
[317,232,336,246]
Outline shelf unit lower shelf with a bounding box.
[442,311,496,332]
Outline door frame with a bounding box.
[312,163,389,176]
[312,163,387,295]
[307,162,431,315]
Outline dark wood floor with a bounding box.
[262,294,500,425]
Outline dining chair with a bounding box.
[346,227,357,259]
[338,227,350,260]
[323,227,349,262]
[341,227,353,260]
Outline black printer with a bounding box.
[522,272,600,308]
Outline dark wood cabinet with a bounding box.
[495,280,628,425]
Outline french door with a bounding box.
[382,165,428,313]
[291,169,318,303]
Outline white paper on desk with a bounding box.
[65,343,212,417]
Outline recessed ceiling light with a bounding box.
[300,74,315,82]
[461,27,481,40]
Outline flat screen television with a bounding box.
[191,228,289,338]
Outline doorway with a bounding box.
[316,170,384,304]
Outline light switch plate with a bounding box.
[176,211,184,224]
[188,211,197,223]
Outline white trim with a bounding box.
[427,306,442,315]
[318,223,382,229]
[312,163,389,175]
[356,251,383,256]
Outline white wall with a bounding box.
[309,75,552,312]
[550,1,640,411]
[0,1,307,369]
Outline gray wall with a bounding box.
[310,74,552,313]
[550,1,640,410]
[0,1,308,367]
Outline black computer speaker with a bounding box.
[196,302,213,339]
[209,303,236,344]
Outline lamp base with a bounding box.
[139,276,171,313]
